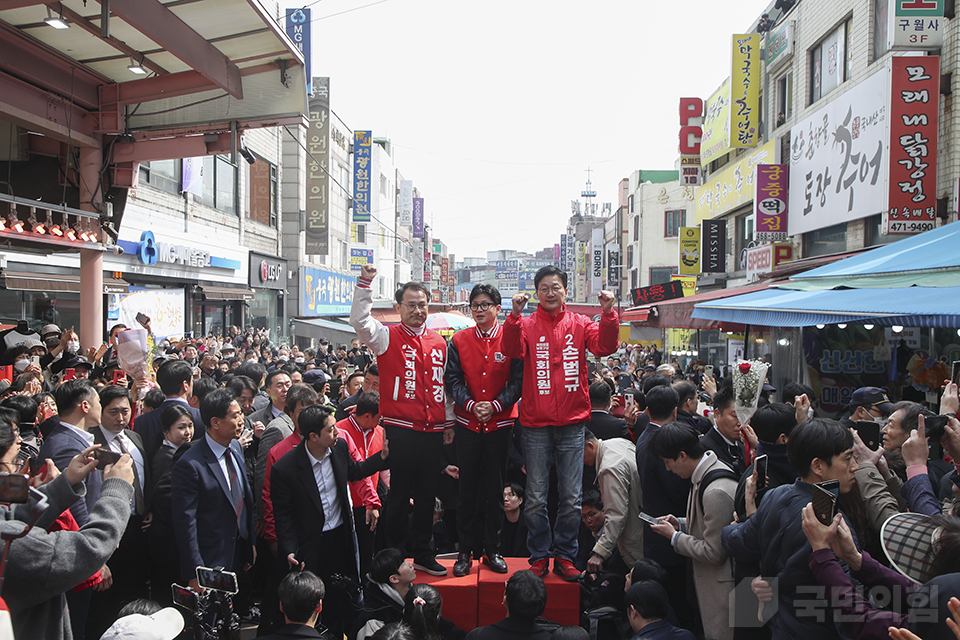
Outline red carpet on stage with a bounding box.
[477,558,579,627]
[414,557,580,630]
[414,558,479,631]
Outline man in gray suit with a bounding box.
[648,422,737,640]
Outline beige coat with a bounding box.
[591,437,644,566]
[675,451,737,640]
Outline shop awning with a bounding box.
[294,318,357,344]
[785,221,960,290]
[621,309,650,323]
[692,286,960,328]
[200,286,255,301]
[1,270,80,292]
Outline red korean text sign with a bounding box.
[887,56,939,234]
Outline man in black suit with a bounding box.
[134,360,204,454]
[700,384,746,476]
[171,387,255,597]
[673,381,712,436]
[87,384,151,639]
[636,385,693,631]
[270,404,389,638]
[260,571,326,640]
[585,381,631,441]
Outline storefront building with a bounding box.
[248,252,288,339]
[109,214,251,340]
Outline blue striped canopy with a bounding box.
[692,286,960,328]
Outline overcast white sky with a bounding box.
[286,0,766,260]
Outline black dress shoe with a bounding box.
[482,552,508,573]
[453,552,472,577]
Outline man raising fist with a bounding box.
[349,264,453,577]
[502,265,619,581]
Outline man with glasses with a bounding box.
[445,284,523,577]
[502,265,619,581]
[350,264,453,576]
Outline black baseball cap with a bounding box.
[849,386,894,414]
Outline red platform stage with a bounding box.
[414,558,479,631]
[414,557,580,630]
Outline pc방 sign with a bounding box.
[679,97,703,186]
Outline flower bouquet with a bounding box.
[732,359,770,426]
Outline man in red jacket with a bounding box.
[502,265,618,581]
[446,284,523,577]
[349,264,453,576]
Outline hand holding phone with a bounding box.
[812,482,838,526]
[92,448,122,471]
[638,512,661,526]
[855,421,881,451]
[754,455,768,491]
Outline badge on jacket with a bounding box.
[494,352,505,363]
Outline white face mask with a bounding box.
[68,341,80,353]
[14,359,29,373]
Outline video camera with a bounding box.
[172,566,240,640]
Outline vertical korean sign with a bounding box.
[591,228,604,293]
[678,227,701,275]
[305,77,330,256]
[412,197,424,238]
[731,34,759,149]
[886,56,939,235]
[399,180,413,227]
[285,9,311,95]
[352,130,372,222]
[701,219,726,273]
[755,164,789,241]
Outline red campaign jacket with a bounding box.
[502,304,619,428]
[336,415,385,509]
[445,323,523,433]
[378,324,451,432]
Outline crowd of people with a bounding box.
[1,264,960,640]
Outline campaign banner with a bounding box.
[678,227,701,275]
[399,180,413,227]
[701,219,726,273]
[352,130,372,222]
[607,249,620,288]
[788,67,889,236]
[755,164,789,241]
[731,34,760,149]
[885,56,939,235]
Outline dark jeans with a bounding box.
[455,425,511,554]
[382,425,443,560]
[353,505,375,579]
